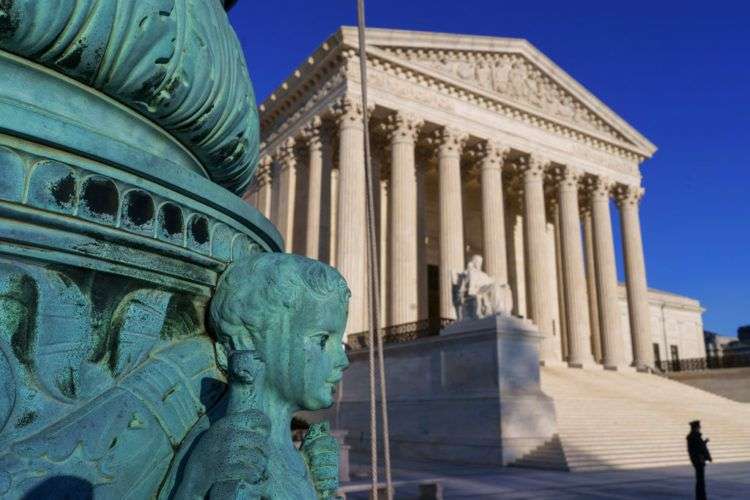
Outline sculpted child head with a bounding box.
[210,252,350,411]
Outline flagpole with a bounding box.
[356,1,393,498]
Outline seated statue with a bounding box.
[454,255,513,320]
[166,252,351,499]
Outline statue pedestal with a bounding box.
[324,315,559,467]
[441,315,550,393]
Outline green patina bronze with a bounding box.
[166,253,350,499]
[0,1,349,498]
[0,0,259,194]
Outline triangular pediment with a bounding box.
[339,27,656,157]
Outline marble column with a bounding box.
[379,178,389,328]
[505,189,528,317]
[250,190,260,209]
[522,154,558,363]
[615,184,654,370]
[302,117,325,259]
[588,176,625,369]
[436,127,467,320]
[332,97,367,334]
[276,137,297,252]
[551,200,568,360]
[479,141,510,284]
[558,167,595,367]
[329,168,339,267]
[581,205,602,362]
[255,154,274,218]
[416,162,429,322]
[270,161,281,227]
[386,112,423,325]
[318,132,334,264]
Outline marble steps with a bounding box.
[513,438,750,472]
[543,436,750,447]
[553,426,750,435]
[510,367,750,471]
[515,438,750,458]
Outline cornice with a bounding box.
[259,31,344,133]
[362,45,649,164]
[259,27,659,180]
[260,63,347,145]
[339,26,656,156]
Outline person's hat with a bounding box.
[690,420,701,428]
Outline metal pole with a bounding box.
[356,1,393,498]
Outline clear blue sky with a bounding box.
[228,1,749,337]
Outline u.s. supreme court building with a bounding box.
[244,27,705,370]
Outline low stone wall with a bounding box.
[306,316,558,467]
[668,368,750,403]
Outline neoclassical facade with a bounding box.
[245,27,705,369]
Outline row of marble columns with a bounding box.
[248,99,654,370]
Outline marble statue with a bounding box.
[0,1,349,498]
[454,255,513,320]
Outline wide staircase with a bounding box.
[511,366,750,471]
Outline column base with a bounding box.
[567,360,600,370]
[539,359,568,368]
[603,364,637,372]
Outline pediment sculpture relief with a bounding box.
[386,49,626,142]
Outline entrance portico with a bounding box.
[246,27,665,370]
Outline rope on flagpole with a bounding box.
[356,1,393,498]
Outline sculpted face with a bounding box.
[210,252,351,413]
[263,291,349,411]
[469,254,483,270]
[296,294,349,410]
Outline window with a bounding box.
[653,343,661,368]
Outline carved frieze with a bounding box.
[384,48,628,144]
[568,143,640,177]
[366,70,455,113]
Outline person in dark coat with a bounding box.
[687,420,712,500]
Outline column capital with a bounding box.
[558,165,585,190]
[383,111,424,144]
[256,154,274,186]
[578,197,593,217]
[300,116,325,151]
[545,194,559,220]
[275,136,297,169]
[469,140,511,170]
[431,126,468,157]
[583,175,614,200]
[517,153,552,179]
[330,96,365,127]
[613,184,645,207]
[505,178,525,213]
